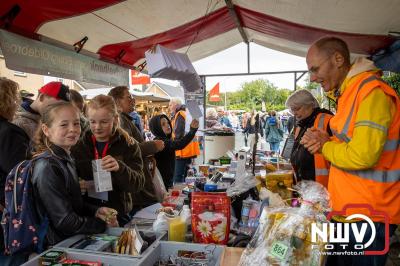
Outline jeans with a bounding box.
[173,158,192,184]
[326,221,397,266]
[269,142,280,152]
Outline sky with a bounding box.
[192,42,309,92]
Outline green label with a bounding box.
[269,241,289,261]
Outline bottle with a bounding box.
[181,205,192,241]
[181,205,192,228]
[168,217,186,242]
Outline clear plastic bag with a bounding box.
[239,181,331,266]
[226,173,260,198]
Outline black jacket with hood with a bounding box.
[149,114,197,189]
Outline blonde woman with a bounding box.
[71,95,145,226]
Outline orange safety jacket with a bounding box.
[172,110,200,159]
[328,72,400,224]
[314,113,333,188]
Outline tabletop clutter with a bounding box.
[31,148,331,266]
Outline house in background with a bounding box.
[145,81,184,101]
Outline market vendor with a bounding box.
[285,89,333,188]
[301,36,400,266]
[169,97,200,183]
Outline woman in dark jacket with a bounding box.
[109,86,165,211]
[0,78,30,265]
[71,95,145,226]
[0,78,30,207]
[243,110,263,149]
[149,114,198,189]
[32,102,115,248]
[286,90,333,186]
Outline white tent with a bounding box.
[1,0,399,71]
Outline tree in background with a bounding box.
[211,79,291,111]
[383,72,400,95]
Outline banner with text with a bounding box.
[0,30,128,86]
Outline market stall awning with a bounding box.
[1,0,399,70]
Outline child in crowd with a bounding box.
[149,114,198,189]
[71,95,145,226]
[31,102,116,249]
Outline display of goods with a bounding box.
[199,164,210,176]
[57,259,102,266]
[265,170,293,201]
[191,192,230,245]
[114,229,142,255]
[219,156,231,165]
[239,181,331,266]
[39,250,66,266]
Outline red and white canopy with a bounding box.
[1,0,399,69]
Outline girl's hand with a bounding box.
[79,179,89,194]
[96,207,119,227]
[101,155,119,172]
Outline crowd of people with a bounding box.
[0,81,198,265]
[206,106,292,152]
[0,36,399,266]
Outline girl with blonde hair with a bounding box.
[30,102,116,252]
[71,95,145,226]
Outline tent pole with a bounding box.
[247,43,250,74]
[201,75,206,164]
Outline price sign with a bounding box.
[269,241,289,261]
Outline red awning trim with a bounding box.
[0,0,120,38]
[98,6,236,66]
[236,5,395,55]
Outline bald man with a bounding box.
[302,37,400,266]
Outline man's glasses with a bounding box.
[308,55,332,75]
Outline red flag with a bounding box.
[131,70,150,85]
[209,82,220,102]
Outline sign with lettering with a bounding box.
[0,30,128,86]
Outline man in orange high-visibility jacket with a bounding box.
[301,37,400,266]
[169,97,200,184]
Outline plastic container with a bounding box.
[153,212,169,237]
[168,217,186,242]
[22,248,140,266]
[138,241,224,266]
[54,227,165,259]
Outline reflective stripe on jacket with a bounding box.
[327,72,400,224]
[314,113,333,188]
[172,110,200,158]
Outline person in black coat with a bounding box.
[0,78,30,207]
[286,90,333,182]
[0,78,30,265]
[149,114,198,189]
